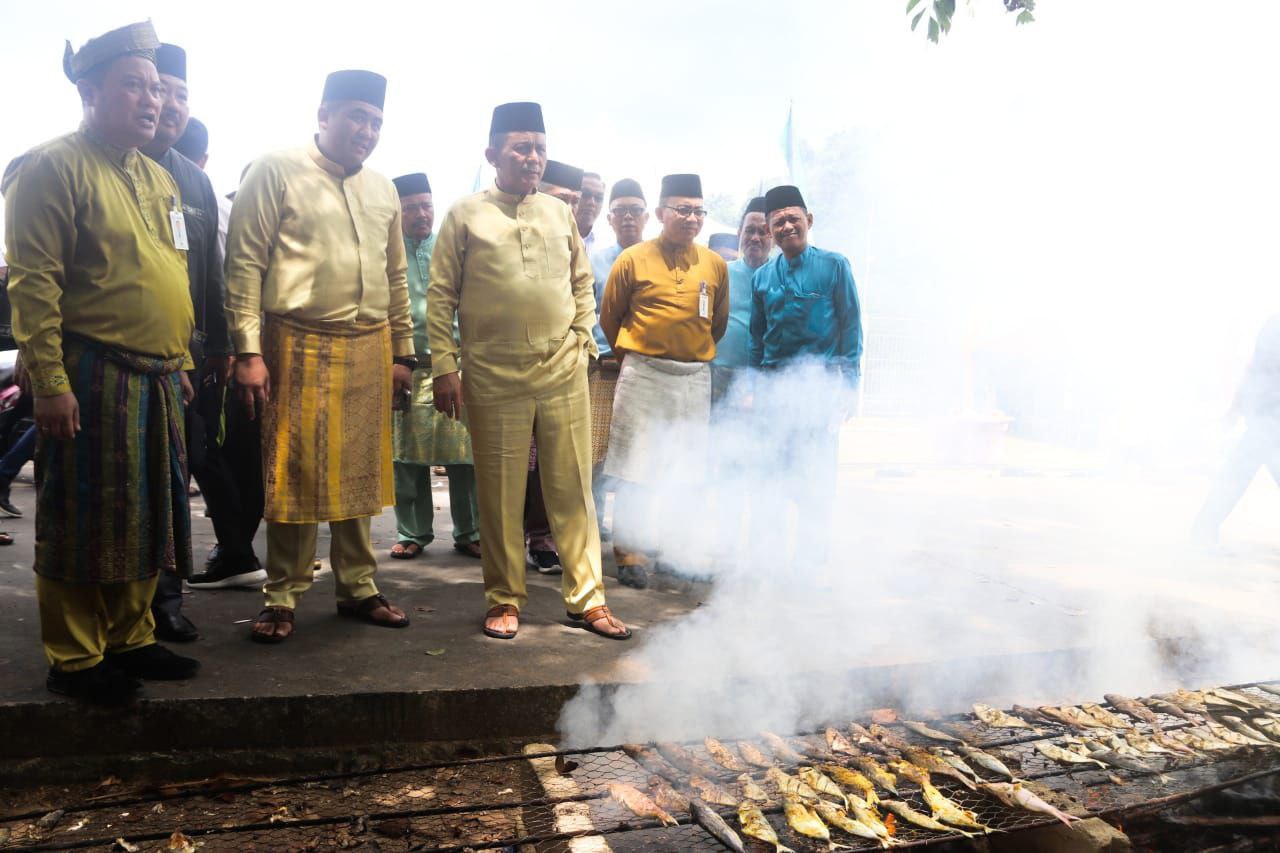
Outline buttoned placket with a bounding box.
[517,200,537,278]
[341,176,367,308]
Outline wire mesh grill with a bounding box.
[4,683,1280,851]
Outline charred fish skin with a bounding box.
[848,722,896,756]
[606,782,678,827]
[1142,696,1197,723]
[819,764,881,806]
[846,754,901,796]
[689,797,747,853]
[647,776,691,814]
[738,801,796,853]
[868,723,913,752]
[1103,693,1165,732]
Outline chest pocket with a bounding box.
[543,234,572,278]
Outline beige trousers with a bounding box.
[264,517,379,609]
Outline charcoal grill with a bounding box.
[3,681,1279,851]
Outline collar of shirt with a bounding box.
[80,123,136,169]
[487,180,536,206]
[407,234,434,254]
[785,245,814,271]
[308,136,360,177]
[657,237,698,272]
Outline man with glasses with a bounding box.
[576,172,605,253]
[712,197,770,390]
[587,179,648,537]
[599,174,729,587]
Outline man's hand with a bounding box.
[205,355,235,386]
[392,363,412,411]
[433,372,464,420]
[179,371,195,405]
[235,354,271,420]
[35,392,80,440]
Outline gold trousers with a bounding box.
[264,517,379,609]
[466,370,606,612]
[36,575,158,671]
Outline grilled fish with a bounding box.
[972,703,1041,732]
[738,773,772,803]
[846,755,900,796]
[1035,741,1109,770]
[980,782,1078,826]
[739,740,775,768]
[1257,683,1280,698]
[1142,696,1197,722]
[1038,706,1109,730]
[849,722,896,755]
[622,744,681,779]
[1218,716,1280,747]
[1171,727,1235,752]
[819,764,881,805]
[881,799,976,837]
[760,731,808,765]
[1076,745,1168,780]
[1103,694,1165,733]
[920,780,991,832]
[812,800,893,847]
[1081,702,1135,730]
[704,736,748,771]
[738,801,796,853]
[902,720,964,743]
[689,797,746,853]
[888,759,930,787]
[1013,704,1058,725]
[845,794,895,842]
[1209,687,1276,711]
[826,727,859,757]
[1119,732,1177,756]
[957,744,1020,781]
[607,782,677,826]
[932,748,981,782]
[690,775,740,807]
[1204,721,1270,748]
[766,767,821,801]
[799,766,851,808]
[1163,689,1210,714]
[901,746,978,790]
[784,796,846,847]
[657,742,721,777]
[869,723,913,752]
[647,776,690,813]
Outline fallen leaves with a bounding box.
[163,830,198,852]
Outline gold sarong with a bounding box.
[393,365,473,465]
[261,315,394,523]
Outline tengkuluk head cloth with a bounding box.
[660,173,702,199]
[63,20,159,83]
[765,184,806,214]
[489,101,545,136]
[708,233,738,252]
[744,196,767,216]
[155,43,186,80]
[542,160,584,191]
[393,172,432,197]
[321,70,387,109]
[174,117,208,161]
[610,178,645,203]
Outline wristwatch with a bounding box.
[393,356,419,370]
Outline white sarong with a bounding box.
[602,352,711,486]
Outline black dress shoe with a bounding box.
[0,491,21,517]
[107,644,201,680]
[46,662,140,704]
[152,609,200,642]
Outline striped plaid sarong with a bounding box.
[262,314,394,523]
[34,336,191,584]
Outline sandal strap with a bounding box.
[581,605,619,627]
[256,607,294,624]
[485,604,519,618]
[352,593,393,616]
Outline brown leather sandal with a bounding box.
[567,605,632,640]
[251,607,294,644]
[453,541,481,559]
[336,593,410,628]
[483,604,519,640]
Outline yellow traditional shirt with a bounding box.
[599,238,730,362]
[2,128,194,396]
[426,183,597,404]
[223,139,412,356]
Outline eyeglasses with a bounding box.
[610,205,646,219]
[581,190,604,203]
[663,205,708,219]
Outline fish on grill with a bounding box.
[656,742,721,777]
[881,799,977,837]
[902,720,964,743]
[606,782,677,826]
[689,797,747,853]
[846,755,900,796]
[647,776,691,814]
[1171,727,1236,752]
[980,782,1079,826]
[972,703,1041,732]
[932,747,981,782]
[899,746,978,790]
[1217,716,1280,747]
[760,731,808,765]
[920,780,992,832]
[738,801,796,853]
[1013,704,1059,725]
[1142,696,1198,722]
[1035,741,1109,770]
[1103,694,1165,733]
[784,796,844,847]
[1162,689,1210,714]
[1074,742,1169,781]
[739,740,776,768]
[799,766,852,808]
[869,723,914,752]
[1209,687,1277,711]
[1118,732,1179,756]
[1081,702,1135,730]
[849,722,897,756]
[766,767,821,801]
[704,736,748,771]
[738,773,772,803]
[826,727,859,757]
[812,800,893,848]
[1038,705,1109,731]
[1257,683,1280,698]
[690,775,740,807]
[819,764,881,805]
[888,759,930,787]
[956,744,1021,781]
[621,744,680,779]
[845,793,896,843]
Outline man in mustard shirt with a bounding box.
[428,102,630,641]
[3,21,201,702]
[599,174,729,588]
[225,70,414,643]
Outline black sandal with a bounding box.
[251,607,294,644]
[337,593,410,628]
[453,542,481,559]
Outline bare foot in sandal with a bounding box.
[390,541,423,560]
[251,607,294,643]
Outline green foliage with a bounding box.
[908,0,1034,43]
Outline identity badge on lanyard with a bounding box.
[169,195,189,251]
[698,280,709,319]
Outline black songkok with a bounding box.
[155,43,186,80]
[744,196,767,216]
[610,178,645,203]
[63,20,158,83]
[660,173,703,199]
[490,101,545,136]
[542,160,584,191]
[765,184,807,214]
[708,233,738,252]
[393,172,432,197]
[321,70,387,109]
[174,117,209,161]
